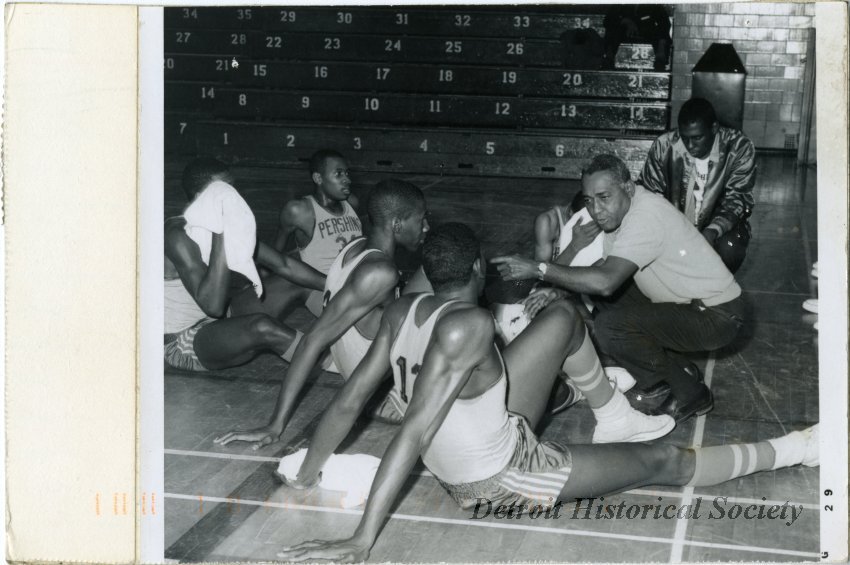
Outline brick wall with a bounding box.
[671,3,815,149]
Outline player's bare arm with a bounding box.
[165,219,230,318]
[492,254,637,296]
[254,241,325,291]
[533,209,558,263]
[277,307,494,563]
[273,198,315,252]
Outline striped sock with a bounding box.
[686,442,776,487]
[562,329,613,409]
[280,330,304,363]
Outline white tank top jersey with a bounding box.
[389,296,518,485]
[299,195,362,274]
[164,278,208,334]
[323,238,394,378]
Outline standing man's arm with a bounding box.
[215,260,399,448]
[277,309,494,563]
[165,222,230,318]
[704,136,756,240]
[638,134,672,196]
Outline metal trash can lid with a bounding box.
[692,43,747,74]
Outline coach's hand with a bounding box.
[491,255,539,281]
[522,288,566,319]
[213,425,280,450]
[568,219,602,252]
[277,537,370,563]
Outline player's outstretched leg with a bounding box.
[558,425,819,501]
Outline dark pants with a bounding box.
[713,220,751,274]
[593,282,745,400]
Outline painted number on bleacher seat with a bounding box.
[223,132,229,145]
[555,144,565,157]
[485,141,496,155]
[630,106,645,120]
[201,87,215,99]
[513,15,530,28]
[266,36,283,49]
[353,137,362,150]
[561,104,577,117]
[324,37,341,50]
[385,39,402,52]
[236,9,252,20]
[562,73,583,86]
[376,67,390,80]
[182,8,198,19]
[495,102,511,115]
[301,96,311,108]
[231,34,247,45]
[315,65,329,79]
[395,13,408,25]
[506,42,524,55]
[429,100,442,113]
[364,97,380,111]
[179,122,187,134]
[215,59,232,71]
[279,10,296,22]
[175,32,191,44]
[628,74,644,88]
[336,12,353,24]
[253,64,267,77]
[238,94,247,106]
[445,41,462,53]
[574,17,590,28]
[502,71,517,84]
[439,69,453,82]
[632,46,653,59]
[165,58,174,70]
[420,140,429,152]
[286,135,295,147]
[454,14,471,27]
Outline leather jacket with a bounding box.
[638,127,756,235]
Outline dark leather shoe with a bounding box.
[651,384,714,423]
[628,381,671,402]
[683,362,704,383]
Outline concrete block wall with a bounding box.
[671,3,815,149]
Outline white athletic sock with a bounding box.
[280,330,304,363]
[768,425,819,469]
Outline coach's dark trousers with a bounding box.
[592,280,745,399]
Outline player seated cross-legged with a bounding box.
[276,223,818,563]
[214,179,430,448]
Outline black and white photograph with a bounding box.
[144,3,844,562]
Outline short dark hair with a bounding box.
[569,190,586,213]
[678,97,718,129]
[309,149,345,176]
[422,223,481,292]
[181,158,230,199]
[366,179,425,226]
[581,154,632,185]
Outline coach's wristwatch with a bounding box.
[537,262,549,281]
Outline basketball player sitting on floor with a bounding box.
[275,223,818,563]
[215,179,431,449]
[164,158,325,372]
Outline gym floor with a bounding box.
[161,152,819,562]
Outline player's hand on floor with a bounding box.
[213,425,280,450]
[275,470,321,490]
[491,255,538,281]
[277,538,370,563]
[522,288,565,318]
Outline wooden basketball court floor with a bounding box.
[161,153,819,562]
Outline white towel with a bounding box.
[560,207,604,267]
[183,180,263,297]
[277,448,381,508]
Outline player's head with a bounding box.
[569,190,587,214]
[309,149,351,201]
[422,223,483,293]
[368,179,429,251]
[181,158,233,200]
[677,98,719,159]
[581,154,634,232]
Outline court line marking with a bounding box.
[163,492,818,559]
[669,354,714,563]
[163,447,818,510]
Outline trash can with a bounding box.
[691,43,747,130]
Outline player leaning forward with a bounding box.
[277,223,818,563]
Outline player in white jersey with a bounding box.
[277,223,818,563]
[215,179,429,449]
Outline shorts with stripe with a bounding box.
[437,415,572,510]
[164,317,216,371]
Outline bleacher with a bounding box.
[165,6,671,179]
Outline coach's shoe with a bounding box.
[768,424,820,469]
[592,389,676,443]
[604,366,637,393]
[548,378,583,415]
[627,380,671,403]
[651,384,714,424]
